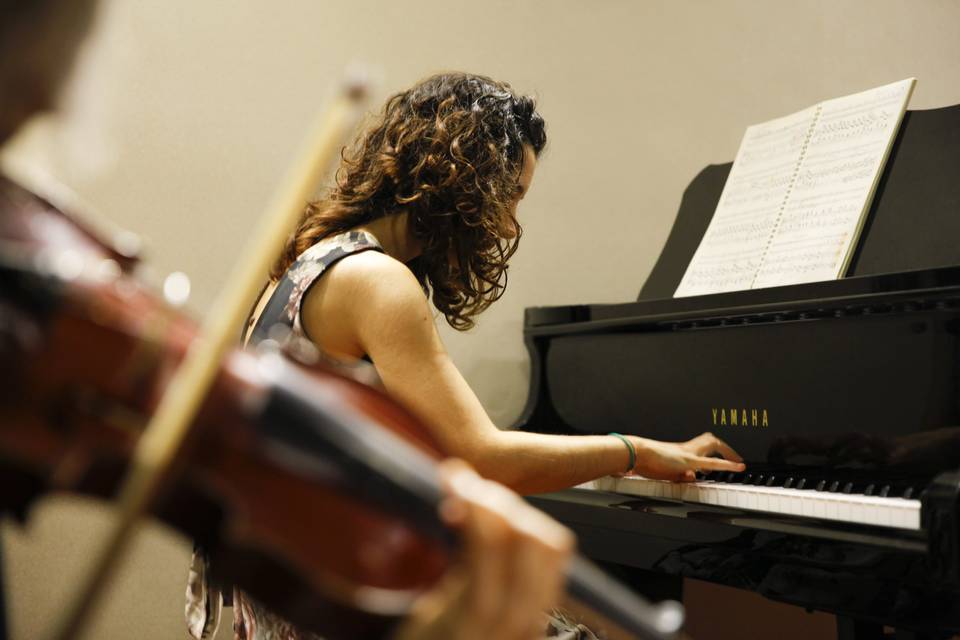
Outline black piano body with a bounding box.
[517,104,960,638]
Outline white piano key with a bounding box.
[850,501,863,524]
[734,488,750,510]
[813,498,826,519]
[879,502,893,528]
[756,491,769,512]
[716,488,729,507]
[825,498,838,521]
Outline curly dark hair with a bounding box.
[271,72,547,330]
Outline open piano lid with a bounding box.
[640,103,960,302]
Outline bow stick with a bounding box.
[52,75,369,640]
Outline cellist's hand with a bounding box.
[630,432,746,482]
[393,459,574,640]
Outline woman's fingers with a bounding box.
[689,432,745,463]
[710,436,744,463]
[692,455,745,472]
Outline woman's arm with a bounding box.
[303,252,744,495]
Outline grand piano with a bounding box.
[517,103,960,639]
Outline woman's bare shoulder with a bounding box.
[325,250,424,301]
[302,250,430,350]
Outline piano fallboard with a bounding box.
[519,265,960,474]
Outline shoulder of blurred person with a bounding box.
[0,0,100,148]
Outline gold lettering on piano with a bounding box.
[710,408,769,428]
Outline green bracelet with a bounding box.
[608,432,636,474]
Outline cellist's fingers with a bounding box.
[440,460,573,639]
[438,461,508,640]
[492,493,572,639]
[442,459,572,551]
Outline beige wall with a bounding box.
[3,1,960,638]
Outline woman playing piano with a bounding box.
[249,72,747,496]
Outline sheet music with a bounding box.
[674,107,816,297]
[675,78,915,297]
[752,78,915,288]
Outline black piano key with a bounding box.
[765,476,777,487]
[753,474,765,485]
[879,485,891,498]
[796,478,808,490]
[864,484,875,496]
[828,480,840,493]
[842,482,854,494]
[816,480,827,491]
[783,477,794,489]
[902,487,915,500]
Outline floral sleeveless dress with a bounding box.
[186,231,383,640]
[185,230,599,640]
[244,230,383,347]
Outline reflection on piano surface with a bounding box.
[517,104,960,639]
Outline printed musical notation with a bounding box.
[675,78,915,297]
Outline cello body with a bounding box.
[0,176,451,639]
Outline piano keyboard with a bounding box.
[579,475,922,531]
